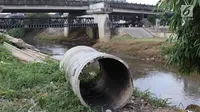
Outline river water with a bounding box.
[23,38,200,109]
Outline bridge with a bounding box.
[0,0,155,14]
[0,0,158,42]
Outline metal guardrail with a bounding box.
[0,0,154,11]
[0,0,89,6]
[0,17,97,29]
[109,2,154,11]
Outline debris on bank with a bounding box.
[1,34,58,62]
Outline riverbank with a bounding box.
[35,28,96,46]
[94,34,166,63]
[0,41,181,112]
[0,46,95,112]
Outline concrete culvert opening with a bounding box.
[80,58,132,110]
[60,46,133,110]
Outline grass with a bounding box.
[0,46,96,112]
[0,35,6,44]
[0,43,174,112]
[111,34,166,42]
[133,88,170,108]
[35,28,86,42]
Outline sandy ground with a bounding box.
[94,35,166,63]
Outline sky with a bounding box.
[127,0,159,5]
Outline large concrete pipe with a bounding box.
[60,46,133,110]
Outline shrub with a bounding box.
[0,35,6,44]
[8,28,25,38]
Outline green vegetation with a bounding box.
[35,28,86,42]
[0,41,173,111]
[0,35,6,44]
[156,0,200,74]
[8,13,49,38]
[0,46,95,112]
[112,34,166,42]
[159,13,173,26]
[36,33,66,42]
[147,15,156,27]
[8,28,25,38]
[26,13,49,25]
[133,88,170,108]
[79,63,101,89]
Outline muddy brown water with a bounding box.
[22,37,200,109]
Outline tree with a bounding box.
[157,0,200,74]
[8,28,25,38]
[159,13,173,26]
[8,13,50,37]
[0,35,6,44]
[147,15,156,26]
[26,13,50,25]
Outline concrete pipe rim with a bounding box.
[74,53,133,110]
[59,46,97,71]
[60,46,133,110]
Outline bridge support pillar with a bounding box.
[0,7,2,13]
[94,14,111,42]
[86,27,94,39]
[63,13,69,37]
[64,26,69,37]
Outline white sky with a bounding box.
[127,0,159,5]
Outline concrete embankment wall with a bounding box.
[112,27,172,38]
[143,27,173,38]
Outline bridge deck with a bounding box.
[0,1,155,13]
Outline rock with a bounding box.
[135,98,141,103]
[186,104,200,112]
[106,109,112,112]
[141,110,152,112]
[29,98,36,105]
[128,100,134,104]
[123,111,129,112]
[22,98,28,103]
[131,96,135,100]
[0,98,8,102]
[150,57,155,61]
[125,104,136,110]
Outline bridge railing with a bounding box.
[0,0,155,12]
[0,17,97,28]
[0,0,89,6]
[107,2,154,11]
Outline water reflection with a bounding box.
[22,37,68,60]
[122,56,200,108]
